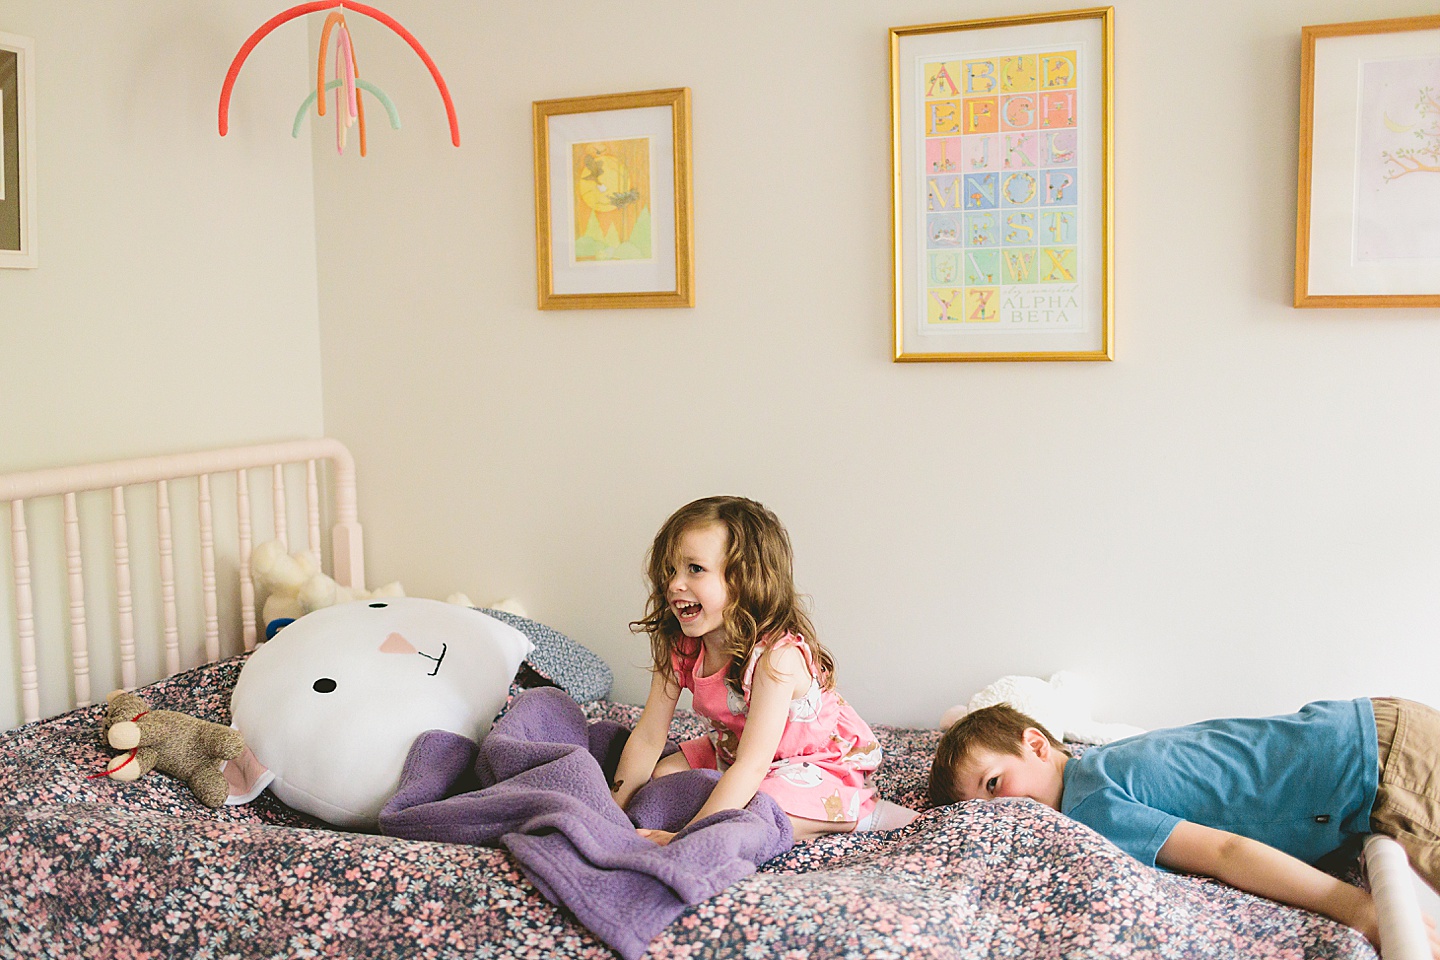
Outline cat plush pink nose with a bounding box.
[379,632,416,654]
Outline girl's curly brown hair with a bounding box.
[630,496,834,694]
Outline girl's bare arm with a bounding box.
[611,670,681,810]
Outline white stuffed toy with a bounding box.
[251,540,405,631]
[250,540,319,625]
[225,597,533,828]
[250,539,526,635]
[940,671,1146,745]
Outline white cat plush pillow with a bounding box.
[227,598,532,829]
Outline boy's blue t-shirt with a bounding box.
[1060,698,1378,868]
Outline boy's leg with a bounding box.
[1371,698,1440,895]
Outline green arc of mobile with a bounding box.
[293,79,401,138]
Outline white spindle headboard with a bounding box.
[0,439,364,728]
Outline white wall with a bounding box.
[318,0,1440,728]
[0,1,325,473]
[3,1,1435,735]
[0,2,325,727]
[313,0,1440,731]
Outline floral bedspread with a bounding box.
[0,658,1374,959]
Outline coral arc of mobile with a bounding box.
[218,0,459,148]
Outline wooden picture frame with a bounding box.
[890,8,1113,361]
[0,32,37,269]
[533,88,694,310]
[1295,14,1440,308]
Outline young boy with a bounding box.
[930,698,1440,956]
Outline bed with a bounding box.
[0,440,1426,959]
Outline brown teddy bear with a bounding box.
[100,689,246,808]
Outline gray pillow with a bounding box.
[481,608,613,703]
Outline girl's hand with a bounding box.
[637,828,675,846]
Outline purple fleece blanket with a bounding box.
[378,686,793,960]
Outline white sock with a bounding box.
[854,799,920,832]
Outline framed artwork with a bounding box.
[0,32,37,269]
[1295,14,1440,308]
[890,8,1112,361]
[533,87,694,309]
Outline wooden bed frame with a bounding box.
[0,439,1431,960]
[0,438,364,728]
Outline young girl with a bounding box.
[611,496,919,843]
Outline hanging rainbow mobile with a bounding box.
[218,0,459,156]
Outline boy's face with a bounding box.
[954,729,1065,810]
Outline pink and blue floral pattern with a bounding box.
[0,659,1375,959]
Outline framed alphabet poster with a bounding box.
[890,8,1112,360]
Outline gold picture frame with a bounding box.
[533,88,694,310]
[1295,14,1440,308]
[890,8,1113,361]
[0,32,38,269]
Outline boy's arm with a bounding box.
[611,670,681,810]
[1157,821,1379,948]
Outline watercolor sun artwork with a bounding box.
[533,87,693,309]
[572,137,653,262]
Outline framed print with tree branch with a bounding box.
[890,8,1112,361]
[0,32,37,269]
[533,88,693,310]
[1296,14,1440,308]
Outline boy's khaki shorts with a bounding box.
[1371,697,1440,894]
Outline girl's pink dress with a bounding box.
[671,633,882,823]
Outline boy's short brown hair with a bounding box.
[928,704,1070,806]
